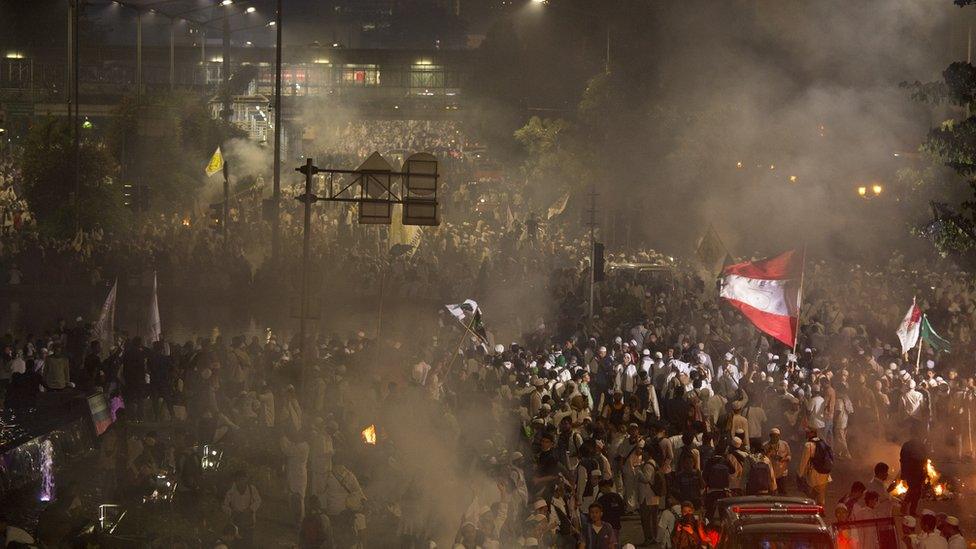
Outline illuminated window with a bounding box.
[340,65,380,86]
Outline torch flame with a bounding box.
[361,424,377,445]
[924,459,949,497]
[891,480,908,496]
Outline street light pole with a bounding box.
[271,0,282,265]
[221,15,231,120]
[136,9,143,95]
[297,157,317,387]
[169,20,175,90]
[73,0,81,231]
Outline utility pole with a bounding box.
[67,1,73,130]
[221,15,231,121]
[222,159,230,241]
[73,0,81,232]
[585,186,599,319]
[169,20,175,90]
[136,9,143,96]
[296,158,318,388]
[271,0,283,265]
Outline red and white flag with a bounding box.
[720,250,802,347]
[896,298,921,354]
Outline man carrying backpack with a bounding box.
[798,427,833,506]
[637,446,666,546]
[669,453,704,510]
[702,446,732,521]
[742,437,776,496]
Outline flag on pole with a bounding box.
[445,299,487,343]
[920,314,951,353]
[719,250,802,347]
[94,279,117,347]
[205,147,224,177]
[546,192,571,220]
[146,272,161,343]
[896,298,922,355]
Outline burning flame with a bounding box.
[925,459,949,497]
[361,424,377,445]
[891,480,908,496]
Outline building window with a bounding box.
[340,65,380,86]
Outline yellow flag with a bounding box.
[205,147,224,177]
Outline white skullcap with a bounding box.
[599,346,607,353]
[494,344,505,354]
[908,380,917,389]
[902,516,917,528]
[946,516,959,526]
[643,349,650,356]
[725,352,733,360]
[925,360,935,369]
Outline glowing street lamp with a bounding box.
[220,0,233,5]
[735,161,743,168]
[872,184,883,196]
[245,6,256,13]
[857,186,867,197]
[789,175,798,183]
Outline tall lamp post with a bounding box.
[271,0,282,265]
[72,0,81,231]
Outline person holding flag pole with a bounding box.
[205,146,229,240]
[896,298,922,373]
[437,299,490,380]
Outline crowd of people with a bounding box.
[1,118,976,548]
[1,238,975,548]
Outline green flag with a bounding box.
[921,314,951,353]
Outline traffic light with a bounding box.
[593,241,605,282]
[122,184,135,209]
[122,184,150,212]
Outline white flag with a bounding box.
[94,280,117,347]
[896,297,922,355]
[546,192,570,220]
[146,272,161,343]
